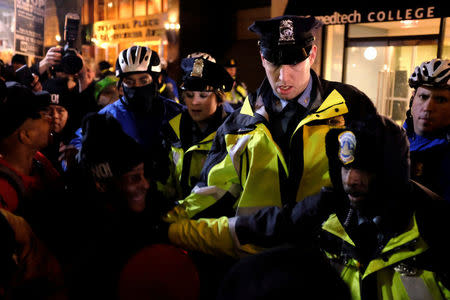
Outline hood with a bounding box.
[325,115,411,211]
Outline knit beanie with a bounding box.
[78,113,145,180]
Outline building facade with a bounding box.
[81,0,179,69]
[282,1,450,125]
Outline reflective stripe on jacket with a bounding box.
[322,214,450,300]
[167,90,350,257]
[180,89,347,218]
[168,112,217,198]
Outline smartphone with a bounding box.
[15,65,35,87]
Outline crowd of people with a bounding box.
[0,15,449,300]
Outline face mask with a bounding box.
[122,83,157,114]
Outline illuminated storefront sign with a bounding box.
[92,13,167,44]
[307,6,437,25]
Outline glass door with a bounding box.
[344,42,437,125]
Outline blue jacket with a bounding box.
[404,122,450,203]
[71,95,185,151]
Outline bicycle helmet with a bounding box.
[408,58,450,89]
[115,46,161,78]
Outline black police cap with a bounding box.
[223,58,237,68]
[181,57,234,92]
[249,15,322,65]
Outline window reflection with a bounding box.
[119,0,132,19]
[134,0,147,17]
[96,0,166,20]
[106,0,117,19]
[148,0,162,15]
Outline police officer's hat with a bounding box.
[181,56,234,92]
[249,15,322,65]
[223,58,237,68]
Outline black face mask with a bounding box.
[122,83,157,114]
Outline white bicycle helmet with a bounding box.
[115,46,161,78]
[408,58,450,89]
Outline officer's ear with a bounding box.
[308,45,318,65]
[259,52,265,65]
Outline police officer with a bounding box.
[166,52,234,198]
[404,58,450,203]
[164,16,377,257]
[225,115,450,299]
[223,58,248,107]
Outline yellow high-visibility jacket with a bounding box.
[167,107,229,198]
[322,213,450,300]
[166,73,377,257]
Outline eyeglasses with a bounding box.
[122,76,153,87]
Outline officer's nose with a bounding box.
[278,65,289,82]
[343,168,362,187]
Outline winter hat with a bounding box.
[78,113,145,180]
[325,115,410,190]
[0,81,49,140]
[94,75,119,101]
[42,77,75,111]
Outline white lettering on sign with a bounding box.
[309,6,436,25]
[93,13,167,43]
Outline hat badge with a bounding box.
[338,131,356,165]
[190,58,204,78]
[279,19,295,45]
